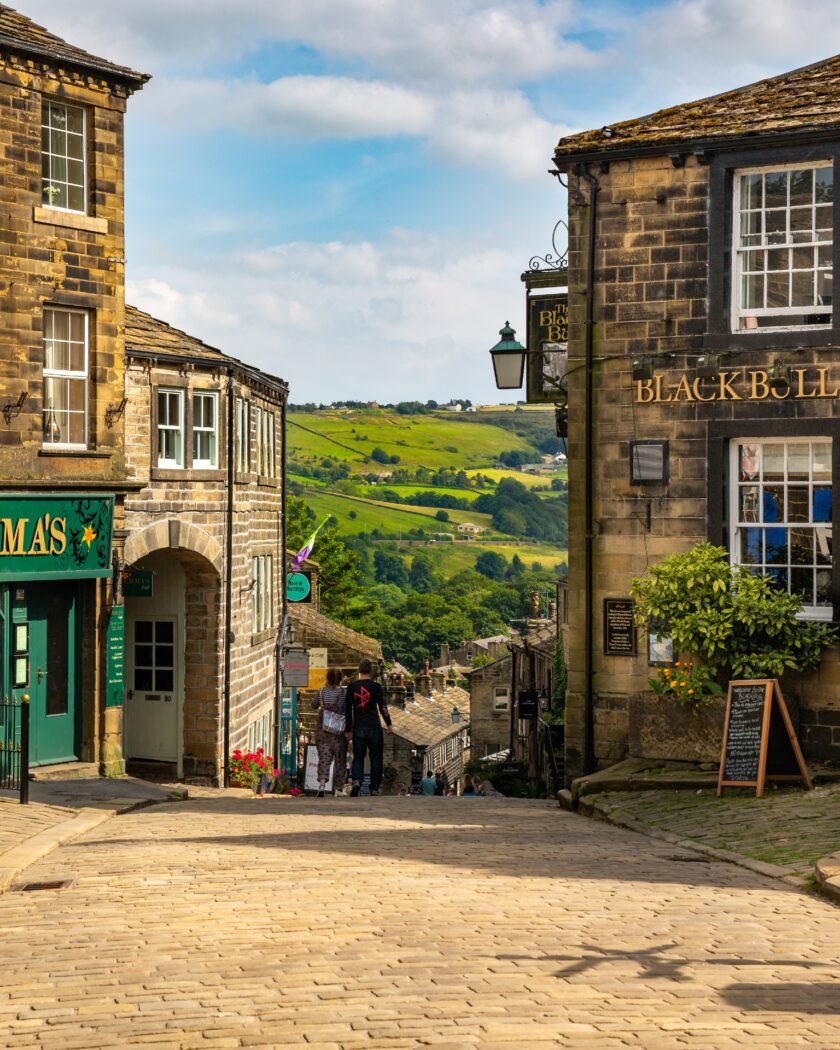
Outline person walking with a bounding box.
[345,658,392,796]
[434,768,449,796]
[312,667,348,797]
[420,769,436,795]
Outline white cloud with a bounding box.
[126,227,540,402]
[18,0,593,84]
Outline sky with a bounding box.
[17,0,840,403]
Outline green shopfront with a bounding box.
[0,495,115,766]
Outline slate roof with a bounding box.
[389,685,470,748]
[0,4,148,86]
[554,55,840,163]
[289,604,382,664]
[125,305,287,394]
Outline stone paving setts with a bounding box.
[0,796,839,1048]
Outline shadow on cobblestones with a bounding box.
[723,982,840,1014]
[79,796,799,891]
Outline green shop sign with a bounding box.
[0,494,114,581]
[286,571,312,603]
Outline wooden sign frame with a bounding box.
[717,678,811,797]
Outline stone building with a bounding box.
[383,678,470,793]
[551,56,840,779]
[0,7,147,773]
[121,307,287,781]
[465,655,513,760]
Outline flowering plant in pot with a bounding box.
[230,748,279,792]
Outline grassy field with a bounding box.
[464,467,560,489]
[407,540,567,578]
[288,410,533,473]
[298,487,493,535]
[375,483,482,504]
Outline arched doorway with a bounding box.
[123,521,222,780]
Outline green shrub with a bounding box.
[630,543,837,681]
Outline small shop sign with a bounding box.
[286,571,312,603]
[123,569,153,598]
[283,645,310,688]
[518,689,538,720]
[106,606,125,708]
[308,647,328,690]
[0,495,113,580]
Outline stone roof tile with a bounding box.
[554,54,840,162]
[0,3,148,85]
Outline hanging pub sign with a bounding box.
[0,495,113,580]
[286,571,312,603]
[283,645,310,688]
[717,679,811,798]
[518,689,539,720]
[527,292,568,404]
[307,647,328,690]
[604,598,637,656]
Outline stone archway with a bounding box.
[124,519,223,780]
[124,519,223,576]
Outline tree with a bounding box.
[370,447,390,464]
[409,552,437,593]
[374,549,409,589]
[506,553,526,578]
[435,510,450,522]
[475,550,507,580]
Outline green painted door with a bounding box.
[25,583,79,765]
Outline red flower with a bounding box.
[272,768,279,777]
[232,749,242,759]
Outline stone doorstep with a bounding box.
[814,852,840,905]
[29,761,100,782]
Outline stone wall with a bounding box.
[468,657,513,759]
[562,152,840,779]
[124,360,284,780]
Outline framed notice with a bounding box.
[604,599,636,656]
[303,743,333,793]
[526,293,568,404]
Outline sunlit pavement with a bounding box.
[2,794,840,1048]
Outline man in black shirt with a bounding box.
[345,658,392,795]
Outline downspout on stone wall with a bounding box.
[574,164,599,776]
[223,370,235,788]
[274,396,287,767]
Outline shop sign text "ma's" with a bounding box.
[0,515,66,557]
[636,367,840,404]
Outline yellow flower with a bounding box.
[675,661,681,667]
[688,689,695,695]
[679,681,687,687]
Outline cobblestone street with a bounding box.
[3,796,840,1049]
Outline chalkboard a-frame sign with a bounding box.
[717,679,811,798]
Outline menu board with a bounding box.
[604,599,637,656]
[717,679,811,797]
[721,683,766,783]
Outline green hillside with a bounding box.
[287,405,566,579]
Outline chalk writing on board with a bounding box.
[723,683,766,782]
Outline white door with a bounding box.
[126,617,178,761]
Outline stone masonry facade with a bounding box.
[555,60,840,779]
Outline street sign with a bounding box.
[286,571,312,603]
[283,645,310,688]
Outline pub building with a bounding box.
[548,56,840,782]
[0,8,148,774]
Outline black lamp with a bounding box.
[769,361,791,394]
[489,322,526,390]
[631,357,654,381]
[695,352,722,379]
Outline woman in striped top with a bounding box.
[311,667,348,797]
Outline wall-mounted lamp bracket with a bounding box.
[105,397,128,428]
[2,391,27,425]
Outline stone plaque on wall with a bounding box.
[603,599,636,656]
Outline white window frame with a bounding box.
[252,553,274,633]
[493,686,511,712]
[41,99,87,214]
[235,397,250,473]
[42,306,88,448]
[731,161,833,333]
[254,406,264,476]
[192,391,219,469]
[266,411,276,478]
[729,438,833,620]
[157,389,185,468]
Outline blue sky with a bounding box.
[19,0,840,403]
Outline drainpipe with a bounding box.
[223,370,235,787]
[274,395,288,767]
[576,163,599,776]
[508,644,517,758]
